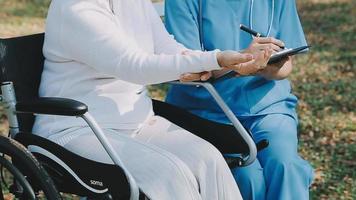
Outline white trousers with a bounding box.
[51,116,242,200]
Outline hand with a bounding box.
[268,56,289,69]
[180,48,272,81]
[243,36,293,79]
[178,50,213,82]
[258,56,293,80]
[245,37,285,54]
[179,71,212,82]
[217,48,273,76]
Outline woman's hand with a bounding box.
[179,71,212,82]
[217,48,272,76]
[178,48,272,82]
[179,50,213,82]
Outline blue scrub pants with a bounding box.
[232,114,314,200]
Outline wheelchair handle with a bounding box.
[1,82,20,137]
[169,81,257,166]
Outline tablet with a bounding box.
[209,45,310,82]
[207,70,236,82]
[268,45,310,64]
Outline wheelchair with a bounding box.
[0,33,268,199]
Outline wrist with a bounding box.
[259,69,288,80]
[216,51,224,68]
[198,49,222,71]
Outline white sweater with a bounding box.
[33,0,221,137]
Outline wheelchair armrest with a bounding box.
[168,80,258,166]
[16,97,88,116]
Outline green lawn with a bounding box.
[294,1,355,199]
[0,0,355,199]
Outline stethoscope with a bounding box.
[198,0,275,50]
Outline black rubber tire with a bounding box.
[0,135,61,200]
[0,155,36,199]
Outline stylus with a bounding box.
[240,24,285,49]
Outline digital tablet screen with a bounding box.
[268,45,310,64]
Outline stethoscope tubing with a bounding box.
[198,0,275,50]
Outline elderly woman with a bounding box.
[33,0,271,199]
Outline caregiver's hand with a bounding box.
[245,37,288,69]
[246,37,285,53]
[243,37,293,79]
[257,56,293,80]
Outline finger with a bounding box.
[261,48,273,68]
[200,71,212,81]
[231,53,254,65]
[180,77,199,82]
[253,37,285,48]
[181,50,189,55]
[179,77,190,82]
[249,49,269,70]
[256,43,282,52]
[233,59,259,75]
[265,47,273,59]
[254,37,285,47]
[179,73,202,82]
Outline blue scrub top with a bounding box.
[165,0,308,124]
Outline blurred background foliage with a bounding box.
[0,0,355,199]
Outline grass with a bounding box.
[0,0,355,199]
[0,0,49,38]
[293,1,355,199]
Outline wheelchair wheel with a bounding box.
[0,135,61,200]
